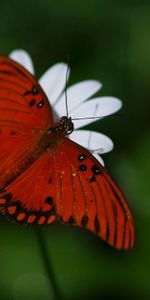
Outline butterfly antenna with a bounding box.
[72,112,121,121]
[64,62,70,118]
[88,104,99,149]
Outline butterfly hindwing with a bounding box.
[0,137,135,250]
[57,138,135,250]
[0,151,57,225]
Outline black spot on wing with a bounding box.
[0,188,6,194]
[94,215,100,233]
[92,165,102,175]
[45,196,53,205]
[79,164,87,171]
[89,175,96,183]
[29,99,36,106]
[24,86,39,96]
[37,101,44,108]
[111,201,118,246]
[68,215,76,225]
[3,196,56,225]
[81,215,89,227]
[10,131,16,135]
[109,181,127,216]
[2,193,12,201]
[31,87,39,95]
[78,154,87,162]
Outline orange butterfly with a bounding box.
[0,56,135,250]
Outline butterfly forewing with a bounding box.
[0,56,54,190]
[0,56,53,128]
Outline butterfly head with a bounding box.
[58,116,74,135]
[48,116,74,136]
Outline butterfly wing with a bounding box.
[59,139,135,250]
[0,56,53,127]
[0,56,53,190]
[61,140,135,249]
[0,151,57,225]
[0,137,135,250]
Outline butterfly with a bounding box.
[0,55,135,250]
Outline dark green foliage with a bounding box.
[0,1,149,299]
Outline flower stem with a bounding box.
[36,227,62,300]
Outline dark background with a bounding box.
[0,0,150,299]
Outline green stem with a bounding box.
[36,227,62,300]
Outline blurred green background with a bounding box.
[0,0,150,299]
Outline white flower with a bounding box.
[9,49,122,166]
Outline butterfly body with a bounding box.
[0,55,135,250]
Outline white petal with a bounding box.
[69,130,113,154]
[92,152,105,166]
[9,49,34,74]
[72,97,122,129]
[39,63,70,105]
[54,80,102,117]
